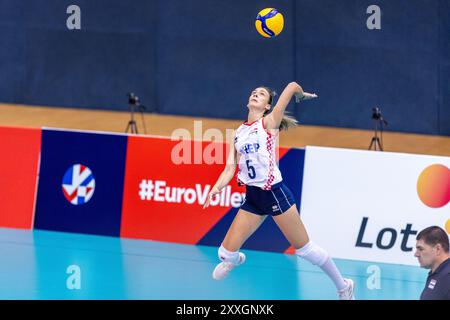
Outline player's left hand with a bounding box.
[295,92,318,103]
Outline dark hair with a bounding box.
[260,86,298,131]
[416,226,449,252]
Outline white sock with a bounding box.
[319,257,347,291]
[296,241,347,291]
[218,245,240,265]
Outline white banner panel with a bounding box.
[300,146,450,266]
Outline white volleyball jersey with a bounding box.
[234,117,282,190]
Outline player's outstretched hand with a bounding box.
[295,92,318,103]
[203,185,221,209]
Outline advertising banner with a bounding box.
[121,135,305,253]
[301,146,450,266]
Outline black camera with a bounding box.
[127,92,139,105]
[372,107,382,120]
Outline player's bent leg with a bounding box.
[272,204,309,248]
[222,209,267,251]
[273,205,355,299]
[213,209,266,280]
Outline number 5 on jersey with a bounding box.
[246,160,256,179]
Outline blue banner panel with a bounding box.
[34,129,127,236]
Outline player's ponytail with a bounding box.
[261,86,299,131]
[279,113,298,131]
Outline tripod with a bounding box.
[125,102,139,134]
[368,119,383,151]
[368,108,388,151]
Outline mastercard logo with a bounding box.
[417,164,450,233]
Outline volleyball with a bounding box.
[255,8,284,38]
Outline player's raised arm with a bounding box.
[264,82,317,130]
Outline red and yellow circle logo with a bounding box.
[417,164,450,208]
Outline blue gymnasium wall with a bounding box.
[0,0,448,136]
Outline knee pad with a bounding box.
[218,245,240,265]
[295,241,329,267]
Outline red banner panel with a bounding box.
[0,126,41,229]
[120,136,247,244]
[120,135,293,246]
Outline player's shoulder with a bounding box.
[236,122,246,133]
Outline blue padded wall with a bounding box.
[0,0,448,135]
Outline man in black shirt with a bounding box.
[415,226,450,300]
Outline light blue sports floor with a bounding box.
[0,227,427,300]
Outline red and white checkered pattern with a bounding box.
[263,135,275,190]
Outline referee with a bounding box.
[415,226,450,300]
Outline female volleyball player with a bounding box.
[203,82,355,300]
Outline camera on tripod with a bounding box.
[368,106,388,151]
[372,107,382,120]
[127,92,140,106]
[125,92,152,135]
[125,92,146,134]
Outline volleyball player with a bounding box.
[203,82,355,300]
